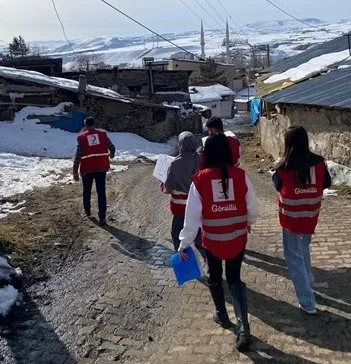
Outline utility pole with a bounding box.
[200,20,205,59]
[267,44,270,67]
[226,20,230,64]
[344,32,351,56]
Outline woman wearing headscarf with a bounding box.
[161,131,206,258]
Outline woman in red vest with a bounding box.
[179,134,258,352]
[272,126,331,314]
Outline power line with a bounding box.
[50,0,105,88]
[216,0,242,30]
[193,0,223,29]
[178,0,214,30]
[204,0,226,24]
[262,0,320,29]
[202,0,247,43]
[99,0,202,59]
[0,39,9,46]
[50,0,78,56]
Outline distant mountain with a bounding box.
[2,18,348,69]
[48,31,205,56]
[241,18,328,34]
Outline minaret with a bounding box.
[201,20,205,59]
[226,20,230,63]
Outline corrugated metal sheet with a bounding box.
[263,67,351,108]
[264,35,351,73]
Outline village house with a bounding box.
[0,66,201,142]
[255,35,351,167]
[189,83,236,119]
[0,56,63,76]
[60,66,191,100]
[146,57,246,91]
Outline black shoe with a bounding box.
[236,332,252,352]
[228,283,251,352]
[99,219,107,226]
[213,311,232,329]
[208,282,232,329]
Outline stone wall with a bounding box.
[258,104,351,167]
[84,97,201,142]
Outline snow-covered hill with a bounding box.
[2,18,351,69]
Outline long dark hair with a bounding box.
[276,126,312,185]
[204,134,233,199]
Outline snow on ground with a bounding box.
[0,285,19,317]
[0,105,171,159]
[327,161,351,186]
[0,104,172,205]
[0,153,73,198]
[265,50,351,84]
[0,199,26,220]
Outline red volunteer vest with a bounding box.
[228,136,241,167]
[170,190,188,216]
[278,161,325,234]
[193,167,248,260]
[78,128,110,174]
[199,136,240,170]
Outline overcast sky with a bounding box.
[1,0,349,42]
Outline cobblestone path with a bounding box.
[1,158,350,364]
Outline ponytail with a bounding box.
[220,163,229,199]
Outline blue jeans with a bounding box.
[282,229,316,311]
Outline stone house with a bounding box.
[0,66,201,142]
[255,35,351,167]
[59,67,191,99]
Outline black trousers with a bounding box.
[206,249,245,285]
[82,171,107,221]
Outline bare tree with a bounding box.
[72,53,106,71]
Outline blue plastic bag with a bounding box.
[171,247,202,286]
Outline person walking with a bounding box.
[199,116,241,169]
[179,133,258,352]
[161,131,206,259]
[73,117,116,226]
[272,126,331,314]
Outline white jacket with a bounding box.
[179,173,258,251]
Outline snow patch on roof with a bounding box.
[0,66,130,102]
[264,50,351,84]
[189,84,235,103]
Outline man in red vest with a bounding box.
[73,117,115,226]
[199,117,241,169]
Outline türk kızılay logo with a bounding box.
[294,167,317,194]
[211,178,237,212]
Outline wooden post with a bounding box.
[265,102,271,120]
[78,75,87,93]
[148,63,154,98]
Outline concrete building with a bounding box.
[167,58,245,91]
